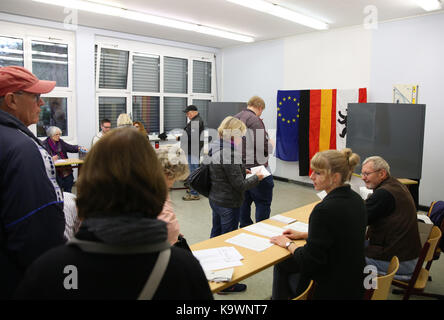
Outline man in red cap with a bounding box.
[0,66,66,298]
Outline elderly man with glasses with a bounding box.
[361,156,421,280]
[0,66,66,299]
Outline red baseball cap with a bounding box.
[0,66,56,97]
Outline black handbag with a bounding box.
[187,164,211,197]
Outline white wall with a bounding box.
[369,13,444,206]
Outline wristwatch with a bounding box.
[285,241,293,249]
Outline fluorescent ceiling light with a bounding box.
[226,0,328,30]
[32,0,254,43]
[414,0,442,11]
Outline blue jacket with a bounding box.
[0,109,65,298]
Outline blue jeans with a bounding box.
[187,155,200,196]
[239,175,274,228]
[210,200,240,238]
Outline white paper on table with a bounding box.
[270,214,297,224]
[243,222,286,238]
[204,268,234,282]
[287,221,309,233]
[193,247,243,271]
[55,159,67,164]
[317,190,327,199]
[359,187,373,200]
[225,233,273,252]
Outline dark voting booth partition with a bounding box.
[346,103,426,179]
[207,102,247,130]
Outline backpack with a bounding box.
[187,164,211,198]
[428,201,444,250]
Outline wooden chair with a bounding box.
[293,280,314,300]
[391,226,443,300]
[364,256,399,300]
[426,201,444,272]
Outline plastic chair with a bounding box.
[364,256,399,300]
[391,226,443,300]
[292,280,314,300]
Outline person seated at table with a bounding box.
[42,126,87,193]
[361,156,421,280]
[270,148,367,300]
[14,127,213,300]
[156,145,190,247]
[207,116,264,293]
[116,113,133,128]
[133,121,149,140]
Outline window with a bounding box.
[1,21,76,141]
[95,38,215,135]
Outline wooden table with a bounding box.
[190,201,319,293]
[54,158,84,174]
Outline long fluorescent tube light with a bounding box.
[32,0,255,43]
[226,0,328,30]
[414,0,442,11]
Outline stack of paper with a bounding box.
[246,165,271,179]
[243,222,285,238]
[287,221,309,233]
[193,246,243,271]
[204,268,234,282]
[270,214,297,224]
[225,233,273,252]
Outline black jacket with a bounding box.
[292,185,367,299]
[207,140,259,208]
[0,109,65,298]
[181,114,204,159]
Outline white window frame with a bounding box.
[0,21,77,143]
[95,36,216,137]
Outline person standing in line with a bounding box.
[234,96,274,227]
[0,66,65,299]
[271,148,367,300]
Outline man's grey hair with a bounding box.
[46,126,62,137]
[362,156,391,175]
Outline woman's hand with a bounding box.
[52,155,59,162]
[283,229,308,240]
[158,210,180,245]
[246,169,251,174]
[270,235,291,248]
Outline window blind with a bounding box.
[98,97,127,128]
[193,60,211,94]
[133,96,160,134]
[31,40,68,87]
[133,55,160,92]
[99,48,129,89]
[0,36,24,67]
[164,97,187,132]
[164,56,187,94]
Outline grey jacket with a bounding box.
[207,140,259,208]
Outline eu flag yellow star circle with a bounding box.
[277,95,300,125]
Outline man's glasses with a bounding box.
[361,170,380,177]
[14,91,41,102]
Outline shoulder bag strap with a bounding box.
[137,248,171,300]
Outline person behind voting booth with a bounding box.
[361,156,421,280]
[0,66,65,299]
[178,105,204,201]
[207,116,264,294]
[270,149,367,300]
[234,96,274,228]
[15,127,212,300]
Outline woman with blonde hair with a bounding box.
[116,113,133,128]
[271,148,367,300]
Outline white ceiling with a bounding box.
[1,0,443,48]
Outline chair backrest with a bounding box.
[370,256,400,300]
[424,226,442,262]
[293,280,314,300]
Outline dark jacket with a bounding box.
[14,223,213,300]
[0,109,65,299]
[366,176,421,262]
[181,114,204,159]
[293,185,367,300]
[234,109,273,168]
[207,139,259,208]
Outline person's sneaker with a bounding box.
[182,194,200,201]
[218,283,247,294]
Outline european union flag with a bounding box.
[275,90,301,161]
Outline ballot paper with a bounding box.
[243,222,286,238]
[359,187,373,200]
[246,165,271,179]
[204,268,234,282]
[317,190,327,199]
[287,221,309,233]
[55,159,67,164]
[225,233,273,252]
[270,214,297,224]
[193,246,243,271]
[417,214,433,224]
